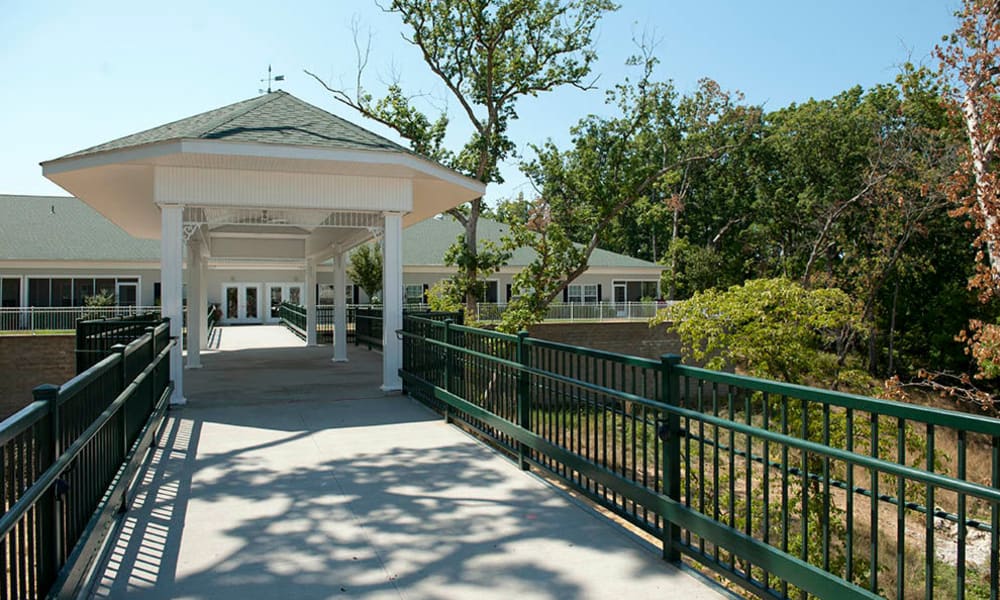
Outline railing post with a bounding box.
[443,319,453,424]
[146,327,158,409]
[33,383,63,579]
[110,343,130,514]
[516,330,531,471]
[659,353,682,563]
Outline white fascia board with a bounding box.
[41,141,185,176]
[42,138,485,197]
[0,260,161,270]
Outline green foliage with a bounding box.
[348,245,383,302]
[318,0,617,311]
[653,278,861,385]
[426,279,463,313]
[83,290,115,308]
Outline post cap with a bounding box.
[660,353,681,365]
[32,383,60,400]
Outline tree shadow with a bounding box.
[91,394,719,599]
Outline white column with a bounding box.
[186,240,202,369]
[381,212,403,392]
[198,255,209,349]
[160,204,186,405]
[333,252,348,362]
[305,257,317,346]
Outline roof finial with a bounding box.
[260,64,285,94]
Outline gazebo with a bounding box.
[40,91,484,403]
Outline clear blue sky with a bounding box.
[0,0,958,203]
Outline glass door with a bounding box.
[613,283,627,317]
[269,285,284,322]
[265,283,303,323]
[222,284,262,324]
[245,286,258,320]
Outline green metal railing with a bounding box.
[75,313,163,374]
[400,315,1000,600]
[355,308,382,350]
[278,302,358,343]
[0,321,173,599]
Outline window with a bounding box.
[404,284,425,304]
[567,284,599,304]
[613,280,659,302]
[28,279,50,307]
[26,276,142,307]
[1,278,21,308]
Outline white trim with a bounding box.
[402,264,664,276]
[209,231,310,240]
[0,261,159,270]
[43,138,486,196]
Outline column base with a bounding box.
[332,357,349,363]
[184,363,203,370]
[169,391,187,406]
[380,384,402,393]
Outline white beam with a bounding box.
[186,241,203,369]
[160,204,186,405]
[333,253,348,362]
[381,212,403,391]
[305,257,317,346]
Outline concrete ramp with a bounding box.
[90,347,725,599]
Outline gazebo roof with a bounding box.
[56,91,410,161]
[41,91,485,240]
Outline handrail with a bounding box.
[400,314,1000,600]
[1,319,173,599]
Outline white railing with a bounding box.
[0,306,162,334]
[0,301,671,333]
[475,301,673,322]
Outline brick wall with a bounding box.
[527,321,681,360]
[0,335,76,420]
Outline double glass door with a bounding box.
[223,284,261,324]
[266,283,303,323]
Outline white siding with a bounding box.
[154,166,413,212]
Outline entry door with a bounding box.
[266,283,303,323]
[613,283,627,317]
[223,284,261,324]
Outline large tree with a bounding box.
[309,0,616,314]
[498,52,760,331]
[937,0,1000,382]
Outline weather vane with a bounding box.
[260,64,285,94]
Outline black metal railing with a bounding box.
[0,321,173,599]
[75,313,163,374]
[399,315,1000,600]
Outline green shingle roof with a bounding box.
[0,195,160,261]
[402,216,662,270]
[56,91,409,161]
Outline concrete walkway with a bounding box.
[92,327,725,599]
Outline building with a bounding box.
[0,194,664,323]
[4,89,662,397]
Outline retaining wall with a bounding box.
[0,335,75,420]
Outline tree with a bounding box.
[498,51,759,331]
[651,278,862,385]
[308,0,616,314]
[938,0,1000,291]
[348,244,383,302]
